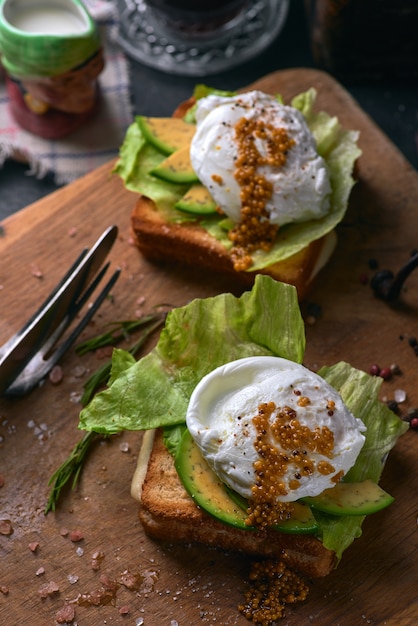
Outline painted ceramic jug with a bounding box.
[0,0,104,138]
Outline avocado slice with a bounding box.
[175,429,249,529]
[175,184,218,215]
[302,480,394,516]
[175,429,319,534]
[151,145,199,184]
[137,116,196,155]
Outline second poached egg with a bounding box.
[186,356,366,503]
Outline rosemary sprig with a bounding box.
[45,313,166,514]
[75,315,158,356]
[45,430,100,514]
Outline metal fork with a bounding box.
[0,225,120,397]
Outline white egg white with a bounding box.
[186,356,366,502]
[190,91,331,227]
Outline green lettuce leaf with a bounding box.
[79,276,304,434]
[78,276,407,562]
[113,123,189,216]
[316,362,408,558]
[113,87,361,269]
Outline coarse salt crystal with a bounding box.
[394,389,407,403]
[31,263,43,278]
[72,365,87,378]
[69,391,83,404]
[67,574,79,584]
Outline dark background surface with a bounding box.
[0,0,416,221]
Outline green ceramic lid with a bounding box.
[0,0,101,79]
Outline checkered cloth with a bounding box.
[0,0,132,184]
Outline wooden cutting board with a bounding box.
[1,69,417,626]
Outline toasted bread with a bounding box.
[130,96,337,301]
[131,197,336,300]
[131,428,337,579]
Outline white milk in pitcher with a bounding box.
[10,5,88,34]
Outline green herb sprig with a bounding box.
[75,315,159,356]
[45,431,100,514]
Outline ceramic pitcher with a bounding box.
[0,0,104,138]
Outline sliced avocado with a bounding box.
[175,430,318,534]
[151,145,199,184]
[137,116,195,155]
[175,429,249,529]
[175,184,218,215]
[302,480,394,516]
[227,487,319,534]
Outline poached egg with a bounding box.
[190,91,331,227]
[186,357,366,503]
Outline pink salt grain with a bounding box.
[119,605,130,615]
[31,263,43,278]
[49,365,64,385]
[39,580,59,598]
[69,530,84,542]
[55,604,76,623]
[0,519,13,535]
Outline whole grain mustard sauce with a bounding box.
[246,397,336,531]
[228,117,295,271]
[240,395,336,623]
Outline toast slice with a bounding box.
[131,197,336,300]
[131,428,337,579]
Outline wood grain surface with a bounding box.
[1,68,417,626]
